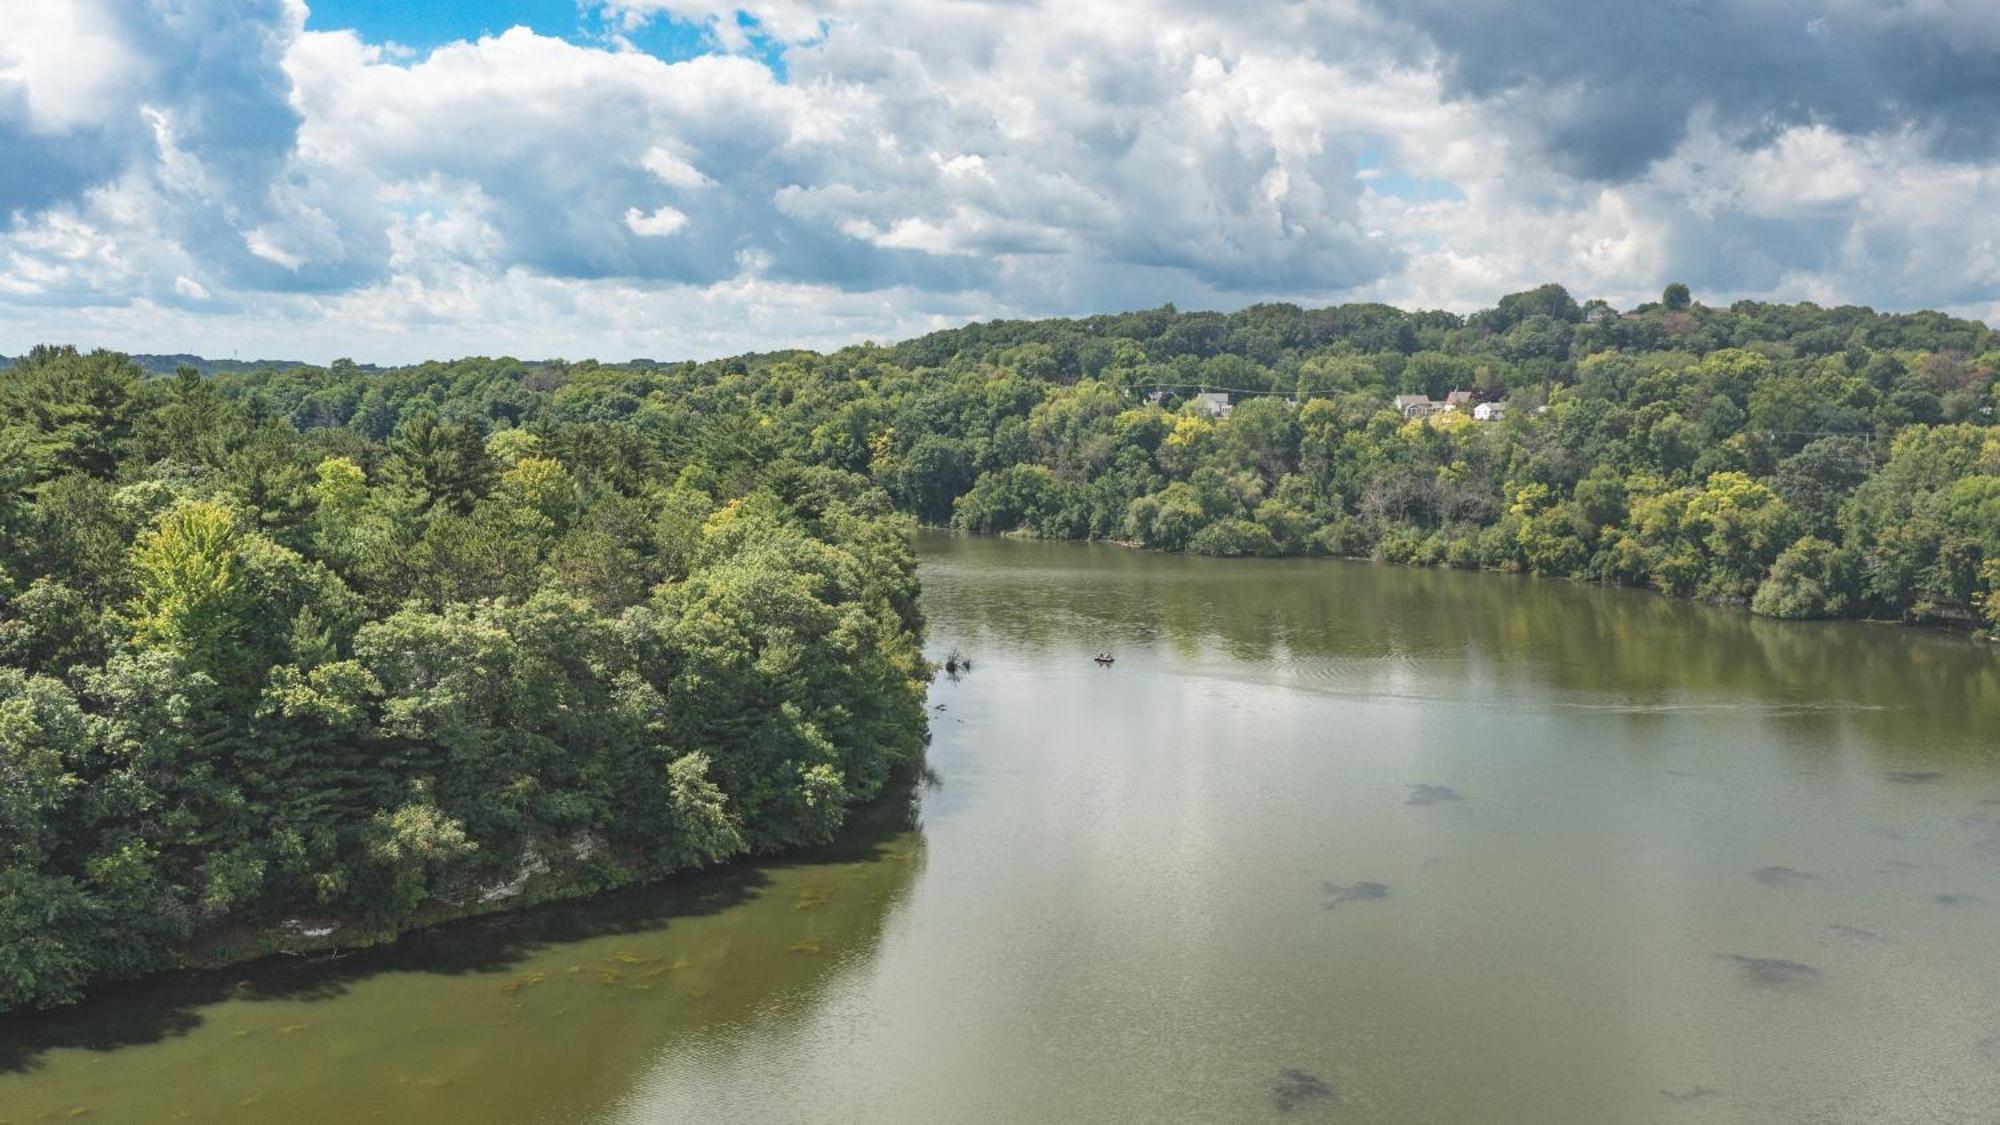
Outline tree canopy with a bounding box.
[0,346,929,1012]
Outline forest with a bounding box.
[4,280,1999,1011]
[0,347,930,1012]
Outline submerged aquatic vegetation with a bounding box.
[1721,955,1821,988]
[1751,866,1815,886]
[1271,1068,1336,1111]
[1321,881,1390,910]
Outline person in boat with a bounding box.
[1094,651,1115,664]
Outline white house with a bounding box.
[1473,401,1508,422]
[1191,391,1232,419]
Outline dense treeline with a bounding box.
[721,281,1990,629]
[5,282,1998,1008]
[0,347,929,1012]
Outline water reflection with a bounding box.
[0,785,924,1122]
[8,534,2000,1124]
[918,529,2000,755]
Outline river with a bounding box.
[5,531,2000,1123]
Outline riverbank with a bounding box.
[124,771,931,998]
[976,524,1997,642]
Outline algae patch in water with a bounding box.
[1321,881,1390,910]
[1271,1068,1336,1111]
[1721,955,1820,988]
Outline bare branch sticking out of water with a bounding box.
[1271,1068,1336,1112]
[1321,882,1390,910]
[1405,784,1462,806]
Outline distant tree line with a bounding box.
[820,283,1996,628]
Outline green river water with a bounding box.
[5,531,2000,1123]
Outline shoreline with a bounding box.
[929,525,1994,643]
[32,775,928,1012]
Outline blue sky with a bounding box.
[0,1,1995,363]
[304,1,792,74]
[306,0,595,49]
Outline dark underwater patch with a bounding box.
[1271,1068,1336,1112]
[1321,882,1390,910]
[1720,955,1820,988]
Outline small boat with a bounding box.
[1093,651,1116,665]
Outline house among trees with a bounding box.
[1395,390,1505,421]
[1190,391,1233,419]
[1394,393,1438,419]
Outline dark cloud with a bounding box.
[1375,0,2000,180]
[0,120,122,216]
[0,0,301,215]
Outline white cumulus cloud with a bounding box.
[0,0,1994,362]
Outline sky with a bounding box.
[1,1,1998,364]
